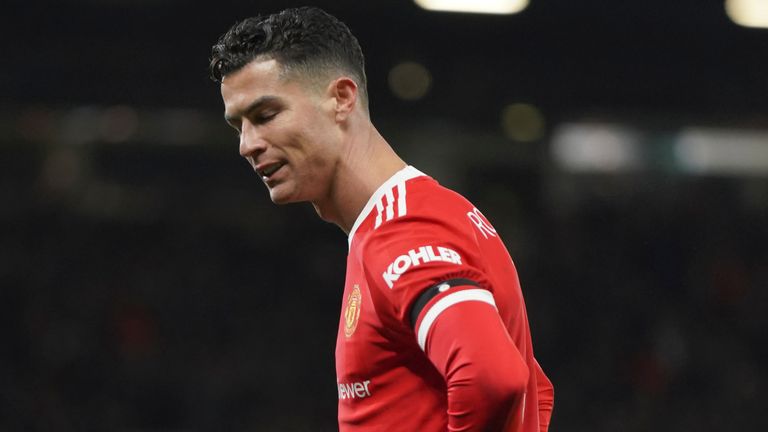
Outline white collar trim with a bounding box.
[347,165,425,248]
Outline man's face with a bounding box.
[221,59,340,205]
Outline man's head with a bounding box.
[209,6,368,109]
[211,7,370,208]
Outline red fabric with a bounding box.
[534,358,554,431]
[423,299,530,431]
[337,167,553,431]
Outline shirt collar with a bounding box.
[347,165,425,248]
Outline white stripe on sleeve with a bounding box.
[416,288,497,351]
[384,188,395,221]
[396,181,407,217]
[374,199,384,228]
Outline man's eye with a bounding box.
[257,111,278,123]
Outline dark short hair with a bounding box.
[209,7,367,104]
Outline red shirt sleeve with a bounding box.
[423,297,530,432]
[360,214,489,325]
[363,216,530,431]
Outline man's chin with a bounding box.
[268,194,290,205]
[268,188,297,205]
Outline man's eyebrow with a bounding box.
[224,95,280,125]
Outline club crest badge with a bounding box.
[344,284,362,338]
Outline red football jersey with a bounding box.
[337,166,554,432]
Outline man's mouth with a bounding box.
[258,162,284,179]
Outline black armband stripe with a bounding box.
[409,278,481,329]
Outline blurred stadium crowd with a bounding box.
[1,130,766,430]
[3,0,768,430]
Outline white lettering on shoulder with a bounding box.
[382,245,463,289]
[467,207,497,239]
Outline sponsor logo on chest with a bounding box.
[382,245,462,289]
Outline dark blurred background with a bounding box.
[2,0,767,430]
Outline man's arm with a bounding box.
[416,284,530,432]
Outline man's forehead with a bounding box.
[223,60,328,103]
[221,59,285,112]
[222,58,283,89]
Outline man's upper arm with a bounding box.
[364,218,530,430]
[410,278,530,431]
[362,215,488,326]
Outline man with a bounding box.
[209,7,553,431]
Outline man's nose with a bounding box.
[238,121,267,158]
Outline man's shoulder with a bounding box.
[402,175,473,217]
[360,177,477,251]
[349,169,479,256]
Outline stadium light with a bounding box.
[501,103,545,142]
[388,62,433,101]
[414,0,529,15]
[551,123,643,172]
[675,128,768,176]
[725,0,768,28]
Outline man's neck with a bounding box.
[311,125,406,234]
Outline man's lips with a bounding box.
[255,162,285,180]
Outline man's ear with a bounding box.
[328,77,358,121]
